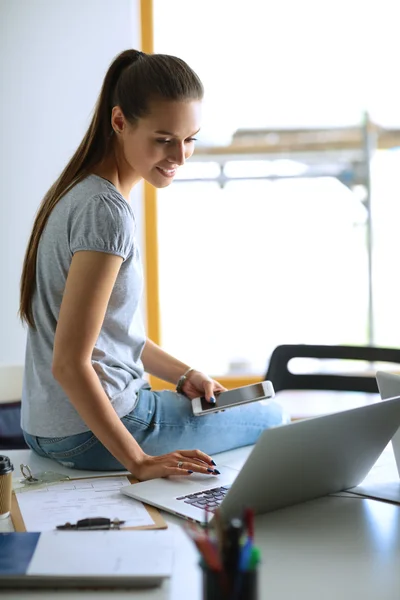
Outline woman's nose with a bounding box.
[168,143,185,166]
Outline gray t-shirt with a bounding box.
[21,174,149,437]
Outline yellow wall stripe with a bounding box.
[140,0,161,347]
[140,0,153,54]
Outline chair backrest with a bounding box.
[0,365,27,450]
[265,344,400,393]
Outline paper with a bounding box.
[16,476,154,531]
[27,530,173,577]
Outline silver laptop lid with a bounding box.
[219,395,400,523]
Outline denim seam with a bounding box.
[122,415,149,427]
[39,434,99,459]
[40,436,70,445]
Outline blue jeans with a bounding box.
[23,389,286,471]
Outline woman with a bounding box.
[19,49,284,480]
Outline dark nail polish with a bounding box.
[211,459,217,466]
[210,397,216,404]
[213,469,221,475]
[207,468,213,473]
[187,470,193,474]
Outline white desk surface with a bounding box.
[276,389,380,420]
[2,441,400,600]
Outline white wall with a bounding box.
[0,0,142,365]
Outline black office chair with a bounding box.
[0,401,28,450]
[265,344,400,394]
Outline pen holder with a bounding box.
[201,564,258,600]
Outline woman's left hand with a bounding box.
[181,370,227,402]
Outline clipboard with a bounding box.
[11,475,167,532]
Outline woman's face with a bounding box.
[113,99,202,188]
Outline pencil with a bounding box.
[184,526,222,571]
[212,508,225,556]
[204,507,209,537]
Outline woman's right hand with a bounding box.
[133,449,220,481]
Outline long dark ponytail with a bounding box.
[19,49,203,327]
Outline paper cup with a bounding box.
[0,456,14,519]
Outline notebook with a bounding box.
[0,530,173,589]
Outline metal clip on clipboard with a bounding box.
[13,463,71,493]
[56,517,125,530]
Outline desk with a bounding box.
[276,390,380,420]
[2,442,399,600]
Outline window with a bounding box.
[144,0,400,386]
[157,176,369,375]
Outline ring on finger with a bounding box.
[177,461,184,468]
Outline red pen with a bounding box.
[244,507,254,541]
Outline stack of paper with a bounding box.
[15,476,154,531]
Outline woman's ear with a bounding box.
[111,106,126,134]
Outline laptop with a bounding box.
[348,371,400,504]
[121,396,400,523]
[376,371,400,475]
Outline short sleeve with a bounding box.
[69,193,135,260]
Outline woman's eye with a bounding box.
[156,138,197,144]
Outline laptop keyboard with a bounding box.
[176,485,231,512]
